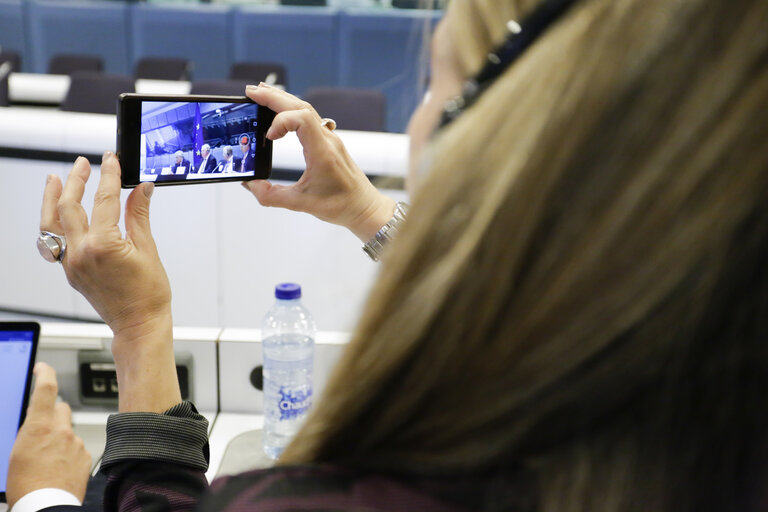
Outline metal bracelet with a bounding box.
[362,201,409,262]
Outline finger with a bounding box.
[243,180,301,211]
[245,84,320,119]
[27,362,58,419]
[125,182,155,251]
[268,109,330,156]
[90,152,122,233]
[53,401,72,428]
[58,157,92,247]
[40,174,64,234]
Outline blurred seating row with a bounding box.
[0,52,284,84]
[56,70,386,132]
[0,0,441,132]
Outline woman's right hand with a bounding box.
[40,153,181,413]
[244,83,396,242]
[40,153,171,341]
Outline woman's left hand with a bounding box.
[244,83,395,241]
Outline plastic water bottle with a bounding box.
[262,283,316,460]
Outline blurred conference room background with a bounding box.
[0,0,443,132]
[0,0,441,332]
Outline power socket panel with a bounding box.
[78,350,193,406]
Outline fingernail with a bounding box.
[75,156,87,164]
[46,174,52,184]
[102,151,113,163]
[258,81,272,88]
[246,84,258,91]
[143,182,154,199]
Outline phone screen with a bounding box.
[0,325,38,498]
[118,95,274,187]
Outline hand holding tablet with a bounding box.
[3,337,91,508]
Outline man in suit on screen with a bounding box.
[216,146,235,173]
[171,150,191,175]
[196,144,217,173]
[235,134,256,173]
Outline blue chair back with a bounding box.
[60,71,135,115]
[304,87,386,132]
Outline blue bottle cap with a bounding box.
[275,283,301,300]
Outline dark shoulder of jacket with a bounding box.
[196,464,500,512]
[202,464,356,508]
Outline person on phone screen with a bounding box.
[217,146,235,173]
[171,150,190,175]
[197,144,217,173]
[12,0,768,511]
[236,134,255,173]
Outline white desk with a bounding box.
[8,73,191,104]
[135,79,192,96]
[207,413,272,481]
[8,73,70,104]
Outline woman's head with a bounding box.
[287,0,768,508]
[404,13,462,188]
[405,0,540,191]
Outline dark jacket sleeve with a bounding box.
[100,401,210,512]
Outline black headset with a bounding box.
[439,0,579,129]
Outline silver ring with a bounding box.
[37,231,67,263]
[320,118,337,131]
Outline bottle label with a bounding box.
[278,386,312,420]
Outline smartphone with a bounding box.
[117,93,275,188]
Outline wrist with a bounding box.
[110,308,173,356]
[110,310,181,413]
[349,194,397,242]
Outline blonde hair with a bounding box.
[283,0,768,508]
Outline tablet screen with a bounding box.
[0,323,39,500]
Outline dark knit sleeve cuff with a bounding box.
[101,401,210,471]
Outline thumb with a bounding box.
[244,180,299,210]
[125,182,155,249]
